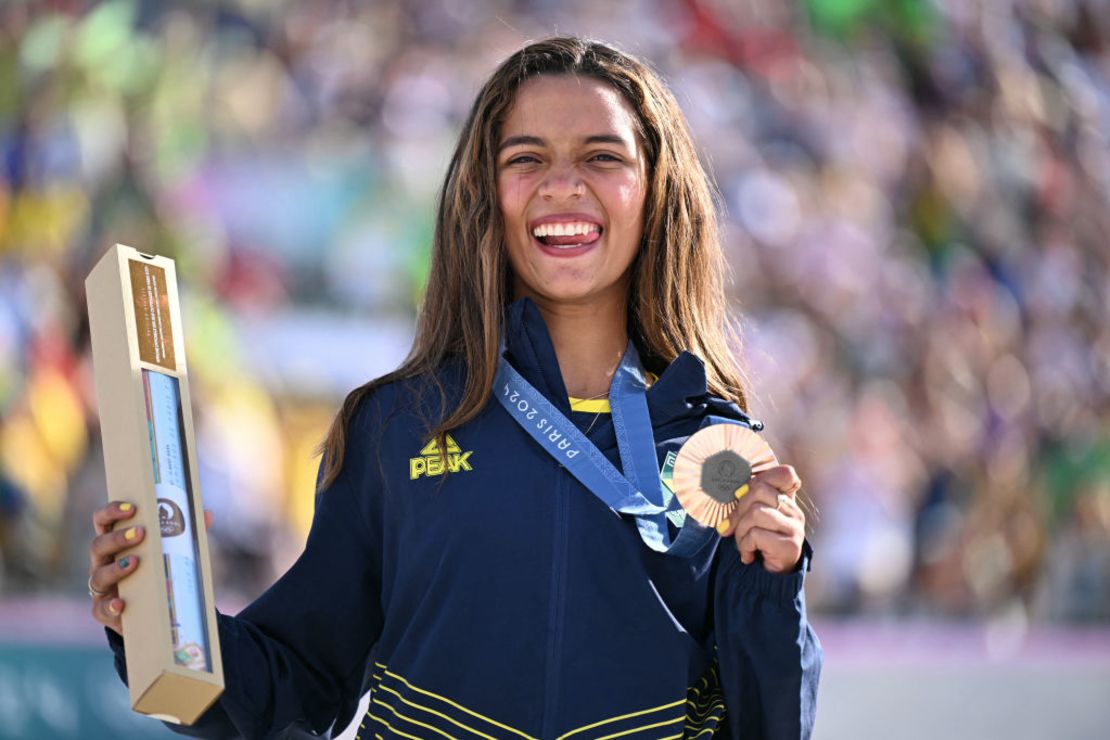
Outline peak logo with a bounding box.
[409,435,474,480]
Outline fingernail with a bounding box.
[734,483,750,500]
[716,520,731,535]
[108,600,121,615]
[119,502,133,512]
[119,557,131,569]
[124,527,138,541]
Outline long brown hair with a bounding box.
[317,37,750,490]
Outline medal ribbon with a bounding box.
[495,342,710,556]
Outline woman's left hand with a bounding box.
[715,464,805,573]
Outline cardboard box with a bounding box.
[85,244,224,725]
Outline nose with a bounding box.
[538,162,582,200]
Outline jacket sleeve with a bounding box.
[713,539,822,739]
[106,398,387,739]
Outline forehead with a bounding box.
[500,75,640,143]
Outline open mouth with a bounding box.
[531,222,603,249]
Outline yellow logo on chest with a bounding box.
[409,435,474,479]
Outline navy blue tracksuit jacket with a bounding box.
[108,298,822,739]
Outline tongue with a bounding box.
[540,231,601,246]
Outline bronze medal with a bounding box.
[672,424,778,529]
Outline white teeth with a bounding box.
[531,221,601,238]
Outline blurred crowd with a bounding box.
[0,0,1107,627]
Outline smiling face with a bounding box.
[497,74,648,309]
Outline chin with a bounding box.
[533,280,624,307]
[511,262,629,307]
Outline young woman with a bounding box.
[88,37,821,739]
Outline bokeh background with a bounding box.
[1,0,1108,738]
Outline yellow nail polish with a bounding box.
[734,483,750,500]
[124,527,138,541]
[716,520,731,536]
[119,502,133,512]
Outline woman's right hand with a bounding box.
[89,501,145,635]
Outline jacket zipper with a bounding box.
[540,470,569,739]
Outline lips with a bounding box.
[528,212,604,253]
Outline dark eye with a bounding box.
[591,153,621,162]
[506,154,539,165]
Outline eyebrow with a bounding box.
[497,134,630,152]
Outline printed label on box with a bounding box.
[129,260,176,371]
[143,369,210,672]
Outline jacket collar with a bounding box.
[502,297,757,429]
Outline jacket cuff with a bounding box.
[729,539,814,604]
[105,626,129,686]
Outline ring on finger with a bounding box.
[776,493,790,511]
[88,575,108,599]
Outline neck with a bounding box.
[525,291,629,399]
